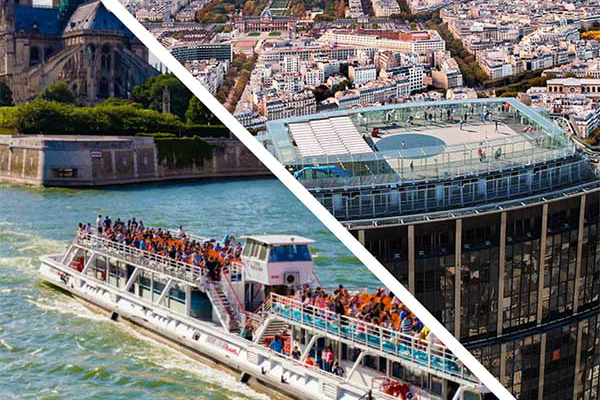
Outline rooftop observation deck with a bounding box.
[269,293,479,387]
[263,98,578,191]
[263,99,600,225]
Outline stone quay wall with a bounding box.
[0,135,270,187]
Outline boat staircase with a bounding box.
[268,293,480,388]
[206,279,243,334]
[254,316,290,345]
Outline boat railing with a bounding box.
[227,261,244,278]
[220,267,247,324]
[247,295,273,330]
[269,293,478,384]
[254,339,437,400]
[205,278,233,330]
[75,233,206,284]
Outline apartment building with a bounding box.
[260,91,317,120]
[349,65,377,85]
[318,29,446,54]
[379,65,425,93]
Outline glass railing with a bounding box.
[316,158,592,220]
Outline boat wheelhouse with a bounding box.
[39,228,489,400]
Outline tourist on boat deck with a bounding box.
[332,362,344,377]
[78,217,241,277]
[322,346,335,373]
[292,285,434,346]
[269,335,284,353]
[241,321,254,341]
[291,346,301,360]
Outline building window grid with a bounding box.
[415,255,455,333]
[579,316,600,400]
[354,196,600,400]
[470,344,501,381]
[580,195,600,312]
[461,248,499,339]
[544,323,578,399]
[504,239,540,332]
[542,227,579,322]
[365,227,410,284]
[579,222,600,311]
[504,335,541,400]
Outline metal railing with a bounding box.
[205,279,234,331]
[315,157,593,221]
[247,295,273,331]
[269,294,478,384]
[76,233,206,284]
[220,268,246,326]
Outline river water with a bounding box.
[0,178,378,399]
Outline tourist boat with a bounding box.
[39,230,489,400]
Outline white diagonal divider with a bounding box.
[99,2,515,398]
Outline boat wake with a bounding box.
[26,292,272,400]
[120,325,272,400]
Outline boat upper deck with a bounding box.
[267,293,479,387]
[73,232,237,286]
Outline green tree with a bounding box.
[337,79,352,92]
[39,82,75,104]
[186,96,220,125]
[132,74,193,120]
[99,98,142,108]
[0,81,13,106]
[16,98,184,136]
[312,85,332,103]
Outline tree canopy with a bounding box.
[38,82,75,104]
[186,96,221,125]
[132,74,193,120]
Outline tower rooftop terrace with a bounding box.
[262,99,600,223]
[263,98,578,191]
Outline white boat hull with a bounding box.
[38,254,384,400]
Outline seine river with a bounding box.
[0,178,378,399]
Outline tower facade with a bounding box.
[263,98,600,399]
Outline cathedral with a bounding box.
[0,0,157,104]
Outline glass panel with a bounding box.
[268,245,312,262]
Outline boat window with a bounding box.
[463,391,481,400]
[258,244,269,261]
[391,362,403,379]
[108,260,118,277]
[251,242,261,258]
[153,279,165,296]
[268,244,311,262]
[363,355,376,369]
[169,284,186,304]
[430,378,443,396]
[139,271,151,290]
[378,356,386,373]
[242,240,254,257]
